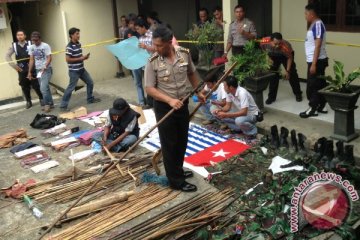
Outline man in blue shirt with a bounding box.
[60,27,100,111]
[300,3,328,118]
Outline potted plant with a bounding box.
[231,41,275,110]
[319,60,360,142]
[186,21,224,76]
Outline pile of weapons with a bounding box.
[112,188,234,240]
[265,125,357,177]
[25,152,153,204]
[48,187,233,240]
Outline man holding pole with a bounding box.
[145,25,204,192]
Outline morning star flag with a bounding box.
[184,139,250,167]
[140,124,229,157]
[106,36,150,70]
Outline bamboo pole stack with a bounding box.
[112,188,234,240]
[47,185,179,240]
[24,153,152,204]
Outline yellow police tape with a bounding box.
[0,38,121,66]
[1,37,359,66]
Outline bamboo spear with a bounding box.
[39,73,207,239]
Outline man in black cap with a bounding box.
[96,98,140,152]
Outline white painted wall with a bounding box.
[0,4,23,101]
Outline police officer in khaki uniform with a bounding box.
[224,4,257,56]
[145,25,204,192]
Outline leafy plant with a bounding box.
[186,21,223,67]
[325,60,360,92]
[231,41,271,83]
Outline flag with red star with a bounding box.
[185,139,250,167]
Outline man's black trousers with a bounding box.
[306,58,328,109]
[153,100,189,188]
[18,71,43,102]
[268,54,302,101]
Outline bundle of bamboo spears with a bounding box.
[112,188,234,240]
[24,153,152,204]
[47,185,179,240]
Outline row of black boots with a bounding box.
[313,137,355,170]
[269,125,306,152]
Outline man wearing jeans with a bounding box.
[94,98,140,152]
[27,31,53,112]
[60,27,100,111]
[134,19,154,109]
[214,76,259,139]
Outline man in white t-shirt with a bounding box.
[213,76,259,137]
[198,75,227,125]
[300,3,328,118]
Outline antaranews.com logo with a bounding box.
[290,172,359,232]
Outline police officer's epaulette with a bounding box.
[149,52,159,62]
[178,47,190,54]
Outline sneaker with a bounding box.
[265,98,275,104]
[115,72,125,78]
[202,119,215,125]
[141,104,152,110]
[295,94,303,102]
[318,104,328,114]
[88,98,101,104]
[44,105,51,113]
[220,124,228,130]
[60,107,70,112]
[299,107,318,118]
[26,101,32,109]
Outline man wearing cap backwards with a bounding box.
[99,98,140,152]
[145,25,205,192]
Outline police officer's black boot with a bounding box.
[26,101,32,109]
[329,141,344,169]
[313,137,327,162]
[321,140,334,170]
[270,125,280,149]
[280,127,289,148]
[291,129,298,152]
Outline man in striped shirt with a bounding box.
[60,27,100,111]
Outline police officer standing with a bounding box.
[224,5,256,56]
[5,30,43,109]
[145,25,204,192]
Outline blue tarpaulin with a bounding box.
[106,37,150,70]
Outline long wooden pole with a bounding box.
[39,74,205,239]
[189,62,238,120]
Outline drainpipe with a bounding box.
[111,0,121,73]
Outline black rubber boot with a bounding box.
[329,141,344,169]
[291,130,298,152]
[344,145,355,166]
[280,127,289,148]
[321,140,334,170]
[270,125,280,149]
[297,133,307,152]
[313,137,327,162]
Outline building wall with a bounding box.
[0,4,23,101]
[272,0,360,81]
[1,0,118,101]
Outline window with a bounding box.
[311,0,360,32]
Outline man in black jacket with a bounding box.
[98,98,140,152]
[5,30,43,109]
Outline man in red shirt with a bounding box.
[261,32,302,104]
